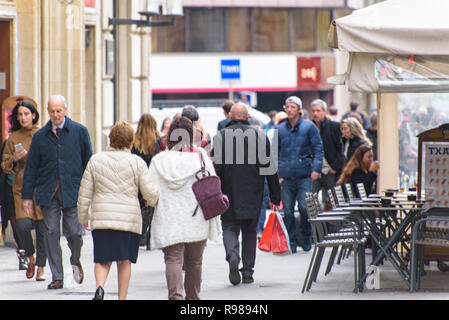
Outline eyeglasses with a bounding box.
[283,104,299,110]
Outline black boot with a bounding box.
[93,286,104,300]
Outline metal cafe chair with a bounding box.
[302,193,366,293]
[410,207,449,292]
[345,183,358,201]
[357,183,368,200]
[334,185,349,206]
[327,188,358,265]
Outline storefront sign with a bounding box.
[221,59,241,81]
[297,57,321,89]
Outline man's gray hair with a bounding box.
[311,99,327,112]
[48,94,67,108]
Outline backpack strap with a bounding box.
[192,149,208,217]
[192,204,199,217]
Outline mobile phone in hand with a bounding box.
[15,143,24,152]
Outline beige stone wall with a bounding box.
[100,0,151,149]
[40,0,85,126]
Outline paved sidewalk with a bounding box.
[1,229,449,300]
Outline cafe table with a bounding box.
[331,201,426,291]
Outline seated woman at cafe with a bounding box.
[337,144,379,195]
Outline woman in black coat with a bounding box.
[338,144,379,195]
[340,117,372,164]
[131,113,161,249]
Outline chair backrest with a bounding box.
[356,183,368,199]
[305,193,326,243]
[334,185,346,205]
[312,193,322,212]
[305,194,318,219]
[345,183,356,200]
[327,189,337,209]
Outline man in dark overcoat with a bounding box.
[213,102,280,286]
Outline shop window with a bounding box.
[252,8,289,52]
[291,8,315,52]
[187,8,225,52]
[227,8,251,52]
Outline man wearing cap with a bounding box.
[277,96,323,253]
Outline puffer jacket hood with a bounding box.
[152,150,203,190]
[147,147,222,249]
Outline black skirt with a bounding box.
[92,229,140,264]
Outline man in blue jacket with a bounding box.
[22,95,93,289]
[277,96,323,253]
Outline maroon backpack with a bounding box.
[192,150,229,220]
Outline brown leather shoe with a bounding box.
[47,280,63,289]
[26,257,35,279]
[36,267,46,281]
[72,263,84,284]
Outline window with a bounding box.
[252,8,289,52]
[151,7,334,54]
[152,16,186,52]
[187,8,226,52]
[291,8,315,52]
[316,9,332,52]
[226,8,251,52]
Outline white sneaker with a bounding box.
[72,264,84,284]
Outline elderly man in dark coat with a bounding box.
[22,95,93,290]
[213,102,280,286]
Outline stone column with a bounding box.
[40,0,85,124]
[377,93,399,191]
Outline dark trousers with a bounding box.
[1,185,23,249]
[312,172,338,204]
[16,218,47,267]
[222,219,258,277]
[40,186,83,281]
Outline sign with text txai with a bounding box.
[221,59,241,81]
[424,142,449,208]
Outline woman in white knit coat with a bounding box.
[146,116,221,300]
[78,121,158,300]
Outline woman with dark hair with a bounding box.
[337,144,379,195]
[131,113,161,249]
[78,121,157,300]
[146,116,221,300]
[1,98,47,281]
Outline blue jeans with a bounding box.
[281,177,312,251]
[257,181,270,234]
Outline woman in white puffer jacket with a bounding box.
[146,116,221,300]
[78,121,158,300]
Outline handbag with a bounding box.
[258,211,291,254]
[192,150,229,220]
[257,212,275,252]
[271,212,291,254]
